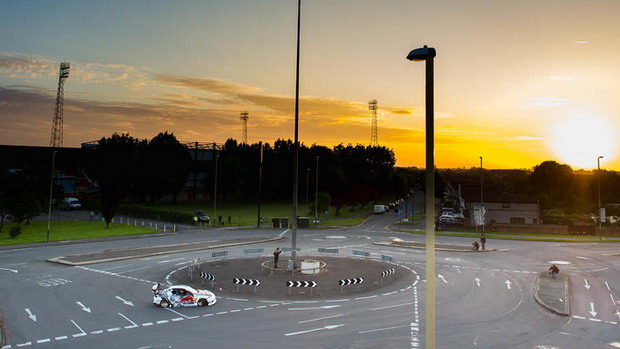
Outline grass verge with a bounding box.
[0,221,158,246]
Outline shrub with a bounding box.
[9,226,22,238]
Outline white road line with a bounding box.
[605,281,612,291]
[589,318,602,322]
[171,318,184,322]
[119,266,150,274]
[256,305,268,309]
[227,298,249,302]
[70,319,87,336]
[106,327,121,332]
[54,336,68,341]
[298,314,346,324]
[230,309,241,313]
[157,258,185,264]
[216,311,228,315]
[572,315,586,320]
[35,339,50,344]
[100,264,134,271]
[243,307,254,311]
[156,320,169,324]
[118,312,139,328]
[285,324,345,336]
[325,299,350,303]
[359,324,408,334]
[203,314,214,317]
[90,330,104,334]
[288,305,341,311]
[164,307,198,319]
[371,302,416,311]
[355,295,378,300]
[142,322,153,327]
[16,342,31,347]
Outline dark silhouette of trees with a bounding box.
[528,161,576,210]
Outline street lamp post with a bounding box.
[407,44,436,349]
[480,156,484,232]
[290,0,302,269]
[213,142,218,227]
[598,155,604,230]
[306,168,310,211]
[315,155,319,222]
[47,150,58,243]
[258,141,263,228]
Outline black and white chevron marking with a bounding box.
[338,278,364,286]
[381,268,396,278]
[286,280,317,288]
[233,278,260,286]
[200,272,216,281]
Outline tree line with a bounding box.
[2,132,620,233]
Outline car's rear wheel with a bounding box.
[198,299,208,307]
[160,299,170,307]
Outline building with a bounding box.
[466,193,540,226]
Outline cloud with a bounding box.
[545,75,577,82]
[572,40,589,44]
[521,96,572,109]
[0,51,152,90]
[154,74,263,95]
[508,136,545,141]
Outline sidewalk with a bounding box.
[534,272,570,316]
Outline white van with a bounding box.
[63,197,82,210]
[373,205,386,214]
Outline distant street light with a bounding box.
[47,150,58,243]
[480,156,484,232]
[315,156,319,222]
[598,155,604,230]
[407,44,437,349]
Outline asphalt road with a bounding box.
[1,211,619,349]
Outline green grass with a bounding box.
[397,228,620,243]
[126,201,370,227]
[0,221,158,246]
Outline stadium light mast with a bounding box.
[50,62,70,148]
[369,99,378,146]
[240,112,249,144]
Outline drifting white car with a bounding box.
[152,284,217,308]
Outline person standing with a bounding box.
[273,247,282,268]
[480,235,486,250]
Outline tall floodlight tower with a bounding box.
[369,99,378,146]
[50,62,70,147]
[240,111,249,144]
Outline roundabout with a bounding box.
[165,256,417,300]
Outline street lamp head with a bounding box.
[406,45,436,61]
[598,155,604,160]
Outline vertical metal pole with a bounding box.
[315,155,319,221]
[480,156,484,232]
[258,141,263,228]
[291,0,302,269]
[213,142,218,227]
[598,156,603,230]
[425,56,436,349]
[306,168,310,211]
[47,150,57,243]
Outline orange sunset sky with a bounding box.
[1,0,619,170]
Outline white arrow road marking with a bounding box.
[288,305,341,311]
[438,274,447,284]
[118,313,138,328]
[285,324,344,336]
[589,302,597,317]
[76,301,91,313]
[70,319,87,337]
[298,314,346,324]
[25,308,37,322]
[505,280,512,290]
[0,267,18,273]
[584,279,591,290]
[115,296,134,306]
[474,277,481,287]
[453,266,462,274]
[615,310,620,321]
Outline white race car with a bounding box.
[152,284,217,308]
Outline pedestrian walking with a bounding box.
[273,247,282,268]
[480,235,486,250]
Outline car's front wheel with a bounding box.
[160,299,170,307]
[198,299,208,307]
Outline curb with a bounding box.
[47,236,285,266]
[533,272,570,316]
[373,241,496,253]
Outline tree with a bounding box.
[144,132,191,203]
[529,161,576,210]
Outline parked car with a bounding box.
[62,197,81,210]
[152,284,217,308]
[374,205,387,214]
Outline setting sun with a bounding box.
[549,116,616,169]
